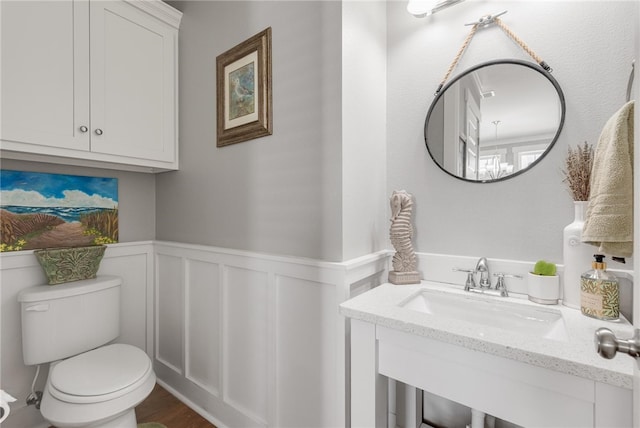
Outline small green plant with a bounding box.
[532,260,557,276]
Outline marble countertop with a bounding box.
[340,281,636,389]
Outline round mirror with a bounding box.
[424,59,565,183]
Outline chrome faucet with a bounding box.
[453,257,491,291]
[453,257,522,297]
[475,257,491,288]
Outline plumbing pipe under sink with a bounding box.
[470,408,484,428]
[467,408,496,428]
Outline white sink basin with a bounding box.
[399,290,568,341]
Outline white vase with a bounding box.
[527,272,560,305]
[562,201,593,308]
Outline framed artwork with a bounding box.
[0,170,118,252]
[216,27,273,147]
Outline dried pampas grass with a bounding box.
[562,141,594,201]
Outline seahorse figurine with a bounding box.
[388,190,420,285]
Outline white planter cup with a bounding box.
[527,272,561,305]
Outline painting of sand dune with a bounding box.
[0,170,118,252]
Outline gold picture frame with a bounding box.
[216,27,272,147]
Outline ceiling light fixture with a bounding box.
[407,0,466,18]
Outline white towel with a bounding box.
[582,100,634,257]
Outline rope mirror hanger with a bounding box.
[435,11,553,96]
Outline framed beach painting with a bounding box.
[216,27,272,147]
[0,170,118,252]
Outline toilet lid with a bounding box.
[49,343,151,404]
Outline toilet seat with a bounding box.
[49,343,151,404]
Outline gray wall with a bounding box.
[5,1,635,267]
[342,1,388,261]
[158,1,344,261]
[0,159,156,242]
[387,0,638,265]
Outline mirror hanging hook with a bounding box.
[465,10,508,28]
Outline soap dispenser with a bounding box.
[580,254,619,321]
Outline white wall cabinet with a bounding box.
[1,0,181,172]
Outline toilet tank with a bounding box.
[18,276,121,366]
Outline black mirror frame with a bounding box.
[424,59,566,183]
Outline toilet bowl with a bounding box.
[41,344,156,428]
[18,276,155,428]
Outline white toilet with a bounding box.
[18,275,156,428]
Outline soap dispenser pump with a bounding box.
[580,254,619,321]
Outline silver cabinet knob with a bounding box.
[79,125,88,133]
[94,128,103,136]
[595,328,640,360]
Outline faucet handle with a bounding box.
[494,273,523,279]
[493,273,523,297]
[453,268,476,291]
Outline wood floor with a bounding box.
[136,384,217,428]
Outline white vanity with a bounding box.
[341,281,634,428]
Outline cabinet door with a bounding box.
[1,0,90,150]
[89,1,176,163]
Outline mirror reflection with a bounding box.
[424,60,565,182]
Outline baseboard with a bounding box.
[155,379,228,428]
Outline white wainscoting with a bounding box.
[0,242,154,428]
[3,243,629,428]
[153,241,389,428]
